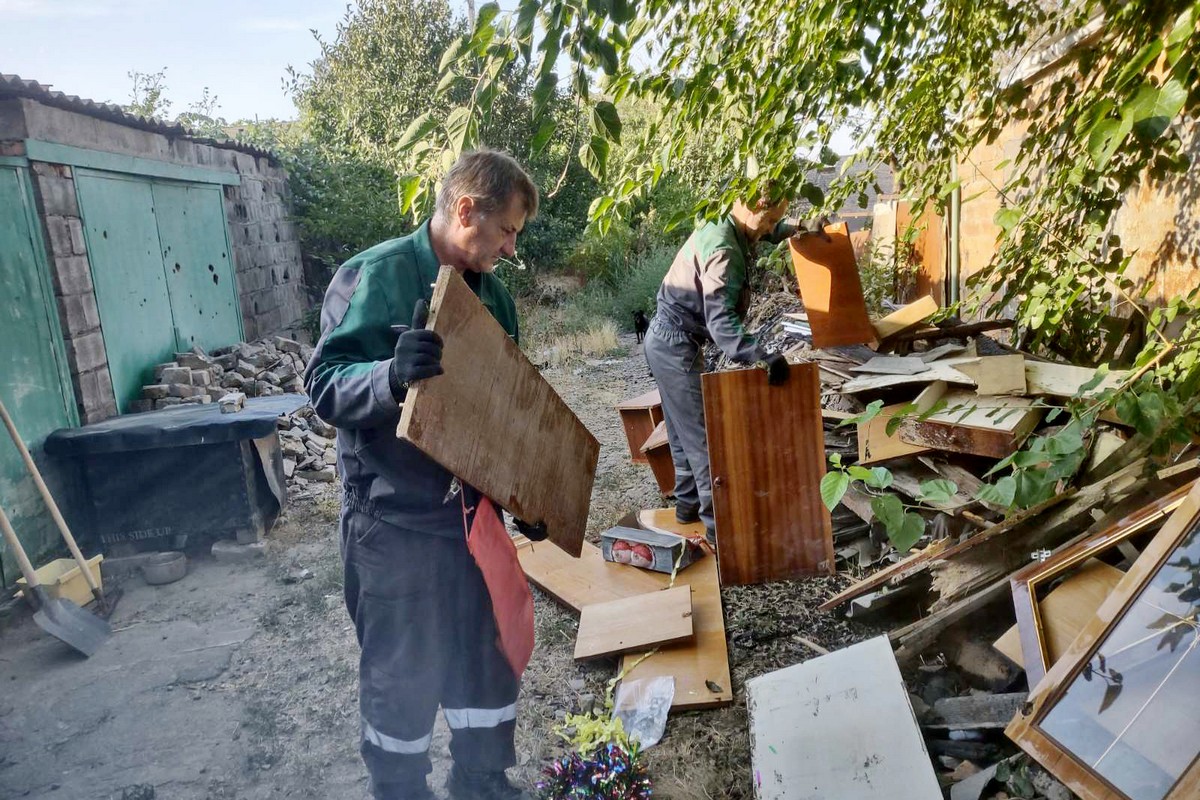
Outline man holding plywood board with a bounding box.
[306,150,586,800]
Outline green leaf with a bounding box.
[870,494,906,531]
[436,71,460,94]
[820,471,851,512]
[1013,469,1056,508]
[579,135,610,179]
[532,72,558,119]
[1088,115,1132,169]
[799,182,825,208]
[397,174,422,215]
[841,399,884,427]
[994,207,1022,231]
[976,476,1017,508]
[591,101,622,143]
[847,466,874,482]
[529,118,556,157]
[396,111,439,151]
[1136,391,1167,435]
[475,2,501,31]
[1128,79,1188,142]
[438,37,469,73]
[919,479,958,505]
[889,512,925,552]
[865,467,893,490]
[444,106,476,156]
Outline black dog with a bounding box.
[632,310,649,344]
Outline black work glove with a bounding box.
[514,518,549,542]
[762,352,790,386]
[388,299,443,400]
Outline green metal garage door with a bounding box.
[0,164,78,585]
[75,171,243,411]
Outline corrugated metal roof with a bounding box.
[0,74,278,163]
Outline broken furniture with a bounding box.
[43,394,300,549]
[1007,479,1200,800]
[703,363,834,585]
[896,387,1042,459]
[616,388,664,465]
[997,483,1191,686]
[787,222,877,349]
[398,266,599,557]
[747,636,942,799]
[871,295,939,341]
[639,420,675,496]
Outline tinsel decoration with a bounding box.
[536,743,652,799]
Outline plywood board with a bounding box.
[639,507,707,541]
[639,419,669,452]
[787,223,877,349]
[859,402,934,465]
[839,361,975,394]
[898,390,1041,459]
[953,354,1027,396]
[398,267,598,557]
[747,636,942,800]
[703,364,833,585]
[619,548,732,710]
[1024,361,1128,399]
[993,559,1125,667]
[574,585,694,660]
[850,356,930,375]
[872,295,939,340]
[516,537,668,614]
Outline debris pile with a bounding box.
[129,336,311,412]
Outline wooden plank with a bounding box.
[787,223,877,349]
[892,576,1011,664]
[850,356,930,375]
[952,354,1027,396]
[639,508,707,541]
[747,636,943,800]
[617,388,663,464]
[574,585,693,660]
[1023,360,1128,399]
[926,692,1029,731]
[839,361,975,394]
[703,364,834,585]
[515,537,667,614]
[993,559,1125,667]
[619,551,732,710]
[872,295,939,340]
[918,343,967,363]
[639,419,668,452]
[642,436,675,497]
[818,538,949,612]
[898,391,1041,459]
[398,267,598,556]
[859,402,934,465]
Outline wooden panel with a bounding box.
[994,560,1125,668]
[747,636,942,800]
[619,550,732,710]
[703,364,833,585]
[839,360,975,394]
[516,538,667,614]
[954,354,1027,396]
[859,402,934,465]
[787,223,877,349]
[638,508,707,541]
[872,295,939,340]
[1024,361,1128,399]
[617,388,662,464]
[574,585,694,660]
[398,267,598,556]
[898,390,1041,459]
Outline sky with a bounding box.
[0,0,370,122]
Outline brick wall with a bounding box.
[27,161,118,424]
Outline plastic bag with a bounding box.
[612,676,675,749]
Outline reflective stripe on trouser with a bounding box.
[340,508,520,788]
[643,324,715,533]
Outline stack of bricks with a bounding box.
[277,406,338,486]
[130,336,312,412]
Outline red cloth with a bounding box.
[463,497,535,677]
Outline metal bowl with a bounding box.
[141,551,188,585]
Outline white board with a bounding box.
[747,636,941,800]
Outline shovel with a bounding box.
[0,396,114,615]
[0,498,111,656]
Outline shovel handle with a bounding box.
[0,500,41,589]
[0,397,100,594]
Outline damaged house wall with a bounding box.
[0,77,308,584]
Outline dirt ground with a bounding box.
[0,332,872,800]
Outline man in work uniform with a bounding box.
[644,193,792,545]
[305,149,540,800]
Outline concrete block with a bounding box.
[45,216,77,256]
[211,540,266,563]
[283,458,296,478]
[56,291,101,335]
[160,366,192,384]
[126,399,153,414]
[274,336,302,354]
[36,174,78,217]
[221,372,246,389]
[51,254,93,295]
[75,367,117,414]
[236,526,264,545]
[190,369,212,387]
[152,362,178,380]
[66,330,108,373]
[176,352,211,370]
[156,397,183,408]
[218,391,245,413]
[206,387,227,401]
[168,383,205,398]
[296,467,336,483]
[142,384,170,400]
[67,217,86,254]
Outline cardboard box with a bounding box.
[600,525,702,574]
